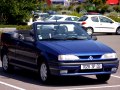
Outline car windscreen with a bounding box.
[66,17,79,21]
[48,16,63,20]
[78,16,88,21]
[72,17,79,21]
[36,23,91,40]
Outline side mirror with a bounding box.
[91,35,97,40]
[109,20,113,23]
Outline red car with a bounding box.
[106,0,120,5]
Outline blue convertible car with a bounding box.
[1,21,119,83]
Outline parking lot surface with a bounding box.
[0,34,120,90]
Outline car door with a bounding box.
[89,16,101,32]
[6,33,19,61]
[98,16,116,33]
[14,32,38,70]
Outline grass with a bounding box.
[0,25,31,30]
[0,25,17,28]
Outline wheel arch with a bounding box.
[37,52,49,67]
[116,26,120,29]
[87,27,94,31]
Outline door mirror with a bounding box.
[91,35,97,40]
[110,21,113,23]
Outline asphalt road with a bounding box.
[0,34,120,90]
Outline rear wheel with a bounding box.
[86,28,93,35]
[96,74,111,82]
[116,27,120,35]
[2,54,14,72]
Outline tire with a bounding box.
[39,61,51,83]
[116,27,120,35]
[96,74,111,82]
[2,54,14,72]
[86,28,93,35]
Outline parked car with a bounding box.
[33,13,49,21]
[47,15,79,22]
[1,21,119,83]
[77,14,120,35]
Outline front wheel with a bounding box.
[116,28,120,35]
[2,54,14,72]
[86,28,93,35]
[39,62,51,83]
[96,74,111,82]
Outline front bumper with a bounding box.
[49,60,119,76]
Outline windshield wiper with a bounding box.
[40,38,64,41]
[39,37,88,41]
[66,37,87,40]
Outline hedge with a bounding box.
[0,25,17,28]
[16,25,32,30]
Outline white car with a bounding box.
[47,15,79,22]
[78,14,120,35]
[34,13,49,21]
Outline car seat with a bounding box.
[54,26,68,35]
[38,27,54,39]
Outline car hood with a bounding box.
[37,40,114,55]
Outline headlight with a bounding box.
[101,53,117,59]
[58,55,79,61]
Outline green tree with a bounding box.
[0,0,36,25]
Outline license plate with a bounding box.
[81,64,102,70]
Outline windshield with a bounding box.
[78,16,88,21]
[71,17,79,21]
[48,16,63,20]
[36,23,90,40]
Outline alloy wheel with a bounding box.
[40,63,48,82]
[2,55,9,71]
[87,28,93,35]
[116,28,120,35]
